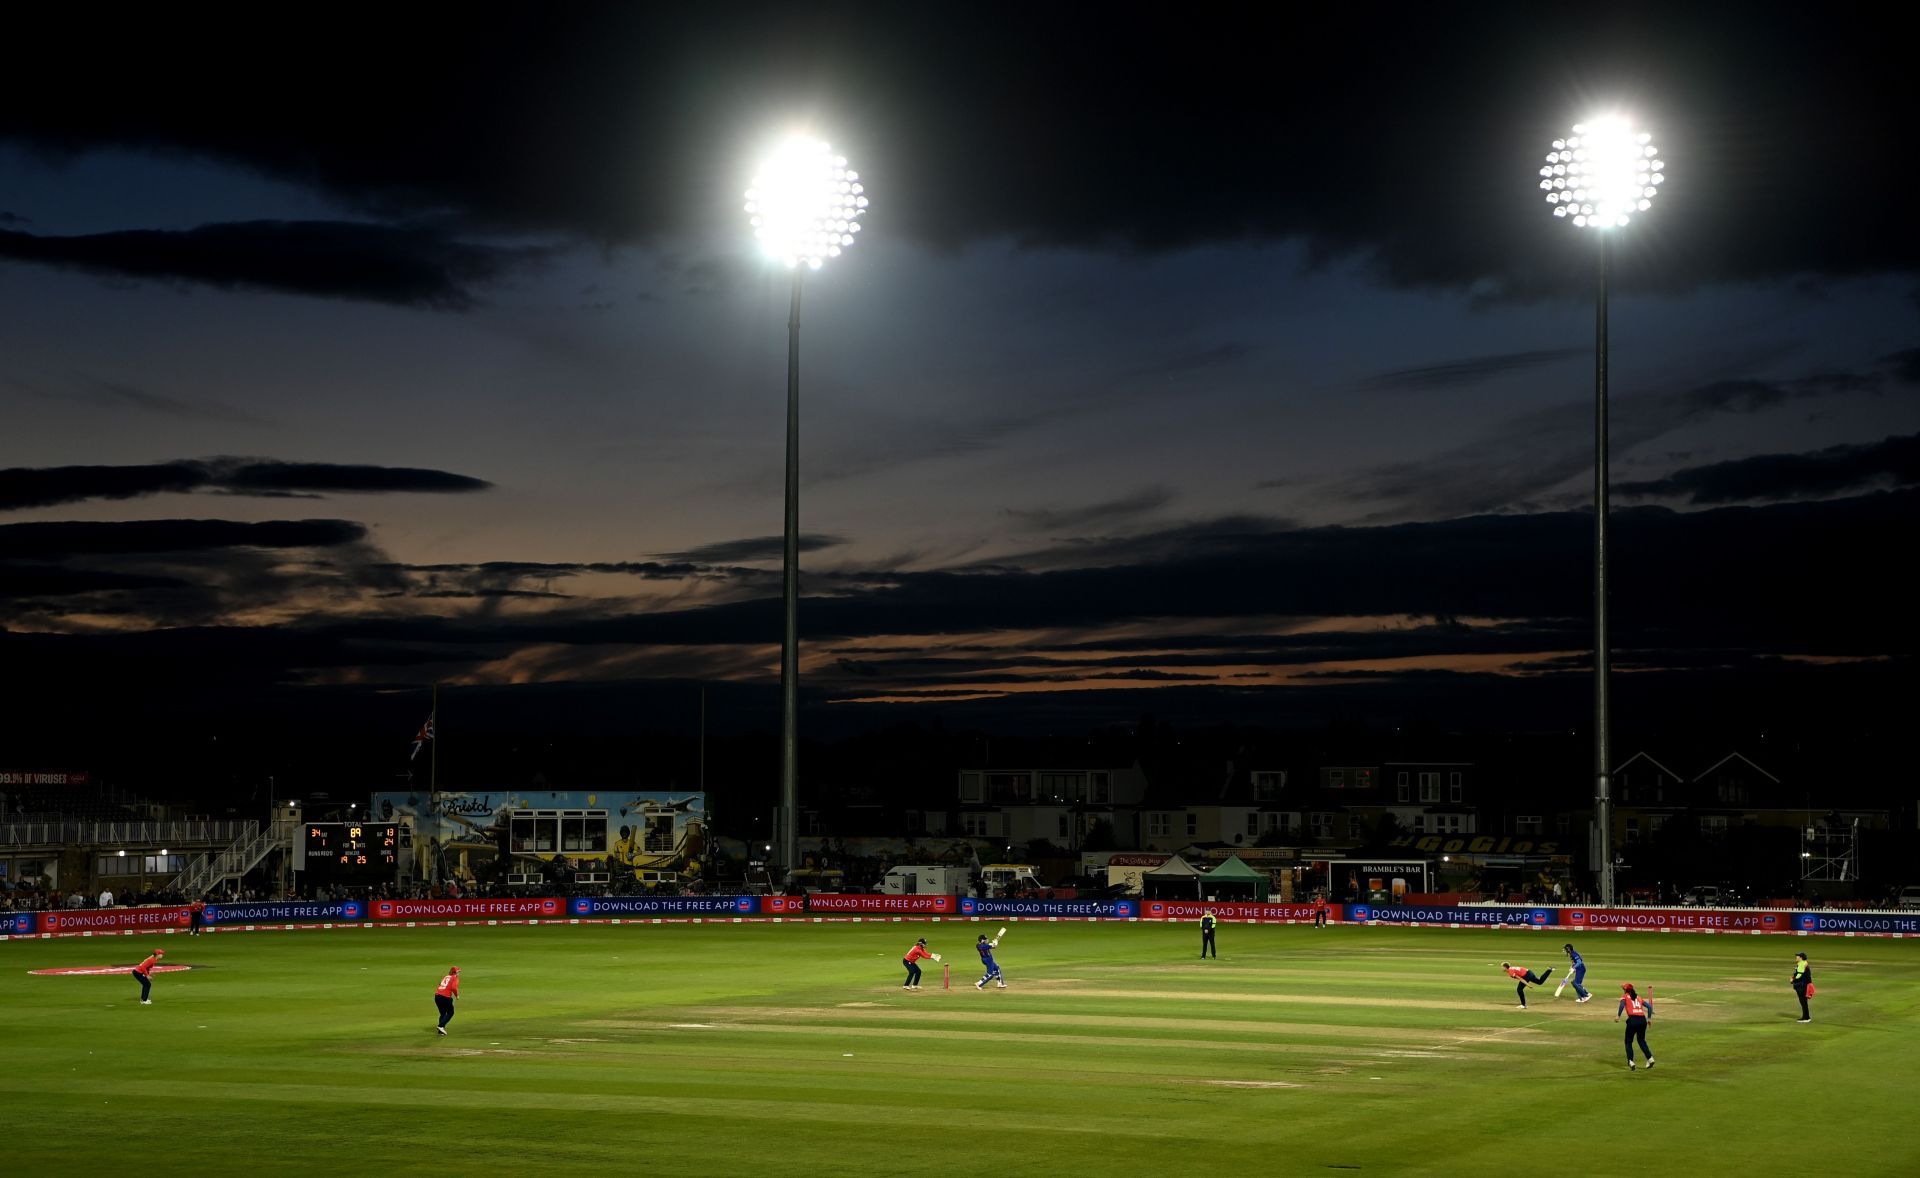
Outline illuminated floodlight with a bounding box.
[1540,117,1663,229]
[744,136,869,270]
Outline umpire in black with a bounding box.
[1200,909,1218,958]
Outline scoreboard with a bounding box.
[303,822,400,876]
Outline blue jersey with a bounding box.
[1567,948,1585,970]
[976,941,996,964]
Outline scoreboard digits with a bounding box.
[303,821,400,876]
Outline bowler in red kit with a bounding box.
[434,966,460,1035]
[1501,960,1554,1008]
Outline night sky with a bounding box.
[1,3,1913,785]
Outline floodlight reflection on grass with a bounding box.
[745,136,868,270]
[1539,117,1664,229]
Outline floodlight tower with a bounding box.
[744,136,868,882]
[1538,119,1665,906]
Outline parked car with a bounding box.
[1681,886,1722,907]
[1897,885,1920,910]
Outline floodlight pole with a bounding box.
[1593,233,1614,906]
[778,266,804,885]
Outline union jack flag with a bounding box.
[410,713,435,761]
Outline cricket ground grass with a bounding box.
[4,920,1917,1176]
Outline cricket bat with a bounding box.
[997,926,1008,939]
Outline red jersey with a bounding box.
[134,954,162,976]
[904,944,933,964]
[435,972,460,998]
[1621,994,1650,1018]
[1506,966,1529,980]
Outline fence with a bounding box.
[0,819,255,848]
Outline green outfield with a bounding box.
[4,920,1918,1176]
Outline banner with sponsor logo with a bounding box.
[0,769,89,786]
[569,896,758,917]
[960,897,1138,918]
[1143,900,1331,922]
[1350,904,1551,926]
[204,901,365,925]
[1561,907,1785,932]
[370,897,563,921]
[803,894,957,914]
[1791,912,1920,935]
[37,905,191,934]
[6,912,34,936]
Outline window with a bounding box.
[1433,814,1466,834]
[1329,769,1346,788]
[1348,815,1364,838]
[1396,772,1410,802]
[1090,773,1110,803]
[959,773,984,803]
[961,813,994,837]
[1246,812,1260,836]
[1700,814,1729,838]
[1041,773,1079,799]
[1410,814,1425,833]
[1057,814,1070,839]
[1185,812,1198,836]
[1557,814,1571,835]
[1515,815,1543,835]
[1625,817,1640,844]
[1419,772,1440,803]
[1147,813,1171,838]
[1253,771,1286,800]
[1648,814,1670,834]
[1449,773,1463,803]
[1310,813,1333,839]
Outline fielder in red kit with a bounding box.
[132,949,164,1004]
[1501,960,1554,1008]
[434,966,460,1035]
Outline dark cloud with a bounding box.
[1356,347,1584,393]
[0,518,366,558]
[1880,347,1920,385]
[0,221,529,308]
[1,5,1909,294]
[1335,363,1891,518]
[209,459,492,496]
[1619,432,1920,504]
[0,462,204,510]
[656,534,847,563]
[67,376,270,425]
[0,211,28,226]
[1004,486,1174,532]
[0,459,492,511]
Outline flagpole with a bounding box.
[429,682,440,889]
